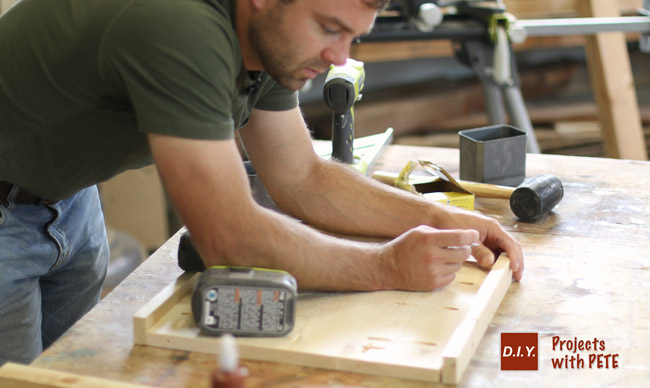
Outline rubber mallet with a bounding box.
[460,174,564,222]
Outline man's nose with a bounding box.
[321,40,351,67]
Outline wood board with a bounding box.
[133,256,512,385]
[0,363,147,388]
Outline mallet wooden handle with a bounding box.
[458,181,516,199]
[372,170,516,200]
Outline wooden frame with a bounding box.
[133,256,512,384]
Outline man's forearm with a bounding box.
[199,203,389,291]
[269,156,447,238]
[185,194,479,292]
[239,107,448,239]
[149,133,393,291]
[271,158,525,281]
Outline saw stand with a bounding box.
[365,0,650,154]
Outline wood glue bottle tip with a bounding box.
[211,333,247,388]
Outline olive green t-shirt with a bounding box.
[0,0,298,200]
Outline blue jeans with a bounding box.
[0,185,109,364]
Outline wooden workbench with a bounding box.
[32,145,650,387]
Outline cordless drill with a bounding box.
[322,58,365,164]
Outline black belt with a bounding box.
[0,181,59,205]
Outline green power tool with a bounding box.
[323,58,365,165]
[178,230,298,337]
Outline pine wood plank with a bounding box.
[441,257,512,384]
[132,271,197,345]
[133,256,512,384]
[0,363,146,388]
[350,36,591,63]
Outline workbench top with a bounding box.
[32,145,650,387]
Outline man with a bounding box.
[0,0,523,365]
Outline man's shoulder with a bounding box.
[114,0,235,37]
[100,0,241,74]
[131,0,232,22]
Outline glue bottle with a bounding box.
[211,333,247,388]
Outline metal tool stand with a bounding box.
[364,0,650,154]
[452,11,540,152]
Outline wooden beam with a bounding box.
[504,0,642,18]
[0,363,146,388]
[350,35,591,63]
[579,0,648,160]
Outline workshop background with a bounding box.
[3,0,648,296]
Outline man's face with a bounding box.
[249,0,377,91]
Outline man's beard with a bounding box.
[248,9,327,91]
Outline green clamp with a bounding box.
[488,13,511,42]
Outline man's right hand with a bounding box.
[380,227,480,291]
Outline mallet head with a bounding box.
[509,174,564,222]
